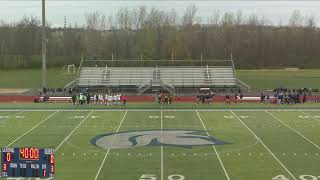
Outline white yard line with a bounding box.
[266,111,320,151]
[230,111,297,180]
[55,111,93,151]
[6,111,58,147]
[0,110,24,124]
[196,110,230,180]
[160,109,164,180]
[94,111,128,180]
[302,112,320,122]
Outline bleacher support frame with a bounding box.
[74,59,250,94]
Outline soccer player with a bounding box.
[122,94,127,106]
[225,94,230,104]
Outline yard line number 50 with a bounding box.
[273,175,319,180]
[140,174,185,180]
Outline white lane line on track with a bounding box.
[196,110,230,180]
[266,111,320,151]
[302,112,320,122]
[94,110,128,180]
[55,111,93,151]
[6,111,58,147]
[160,109,164,180]
[230,111,297,180]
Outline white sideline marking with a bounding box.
[196,110,230,180]
[0,108,320,112]
[6,111,58,147]
[160,110,164,180]
[230,111,297,180]
[302,112,320,122]
[94,111,128,180]
[55,111,93,151]
[0,111,24,124]
[266,111,320,151]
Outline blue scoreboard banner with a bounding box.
[1,147,54,178]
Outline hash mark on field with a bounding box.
[196,110,230,180]
[231,111,297,180]
[303,112,320,122]
[94,111,128,180]
[6,111,58,147]
[266,111,320,151]
[0,111,24,124]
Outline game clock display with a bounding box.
[1,147,54,178]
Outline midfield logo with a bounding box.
[91,130,229,150]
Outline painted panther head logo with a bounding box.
[91,130,229,150]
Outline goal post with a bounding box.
[67,64,76,75]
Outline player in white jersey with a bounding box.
[107,94,112,106]
[117,94,121,105]
[105,94,108,105]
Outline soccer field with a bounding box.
[1,109,320,180]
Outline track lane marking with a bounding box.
[230,111,297,180]
[94,110,128,180]
[266,111,320,151]
[6,111,58,147]
[196,110,231,180]
[55,111,93,151]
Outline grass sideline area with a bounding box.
[0,108,320,179]
[237,69,320,91]
[0,102,319,110]
[0,68,75,89]
[0,69,320,90]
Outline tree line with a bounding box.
[0,5,319,69]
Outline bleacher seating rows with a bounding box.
[77,66,237,87]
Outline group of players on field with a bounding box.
[72,93,127,106]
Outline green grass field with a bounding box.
[1,69,320,90]
[0,105,320,180]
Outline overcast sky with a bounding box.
[0,1,319,27]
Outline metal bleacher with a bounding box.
[76,59,250,94]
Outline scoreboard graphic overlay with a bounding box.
[1,147,54,178]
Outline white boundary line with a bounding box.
[160,109,164,180]
[6,111,58,147]
[55,111,94,151]
[196,110,230,180]
[266,111,320,151]
[94,111,128,180]
[302,112,320,122]
[0,108,319,112]
[230,111,297,180]
[0,110,24,124]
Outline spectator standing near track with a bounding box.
[239,93,244,103]
[72,94,77,106]
[234,93,238,104]
[87,94,91,105]
[303,93,307,103]
[169,94,172,104]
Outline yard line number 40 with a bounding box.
[140,174,185,180]
[273,175,319,180]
